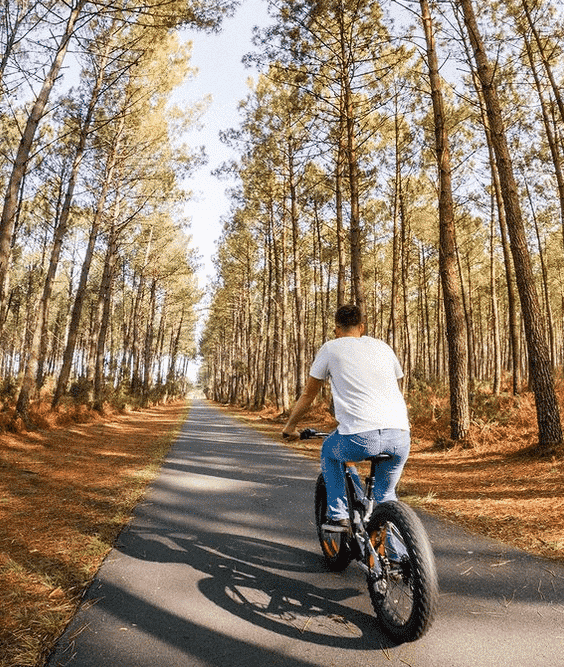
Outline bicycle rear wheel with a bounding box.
[314,473,352,571]
[365,501,438,643]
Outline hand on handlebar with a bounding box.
[282,428,300,441]
[283,427,330,440]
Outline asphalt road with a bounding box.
[47,399,564,667]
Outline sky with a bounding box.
[176,0,272,288]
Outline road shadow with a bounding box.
[117,521,399,650]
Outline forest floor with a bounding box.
[0,400,190,667]
[1,390,563,667]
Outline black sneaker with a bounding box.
[322,518,350,532]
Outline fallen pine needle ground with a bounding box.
[0,400,189,667]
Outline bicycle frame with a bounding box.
[342,459,389,577]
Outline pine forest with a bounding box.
[0,0,238,419]
[200,0,564,455]
[2,0,564,456]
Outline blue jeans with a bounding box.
[321,429,410,520]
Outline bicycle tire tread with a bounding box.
[314,473,353,571]
[366,501,438,642]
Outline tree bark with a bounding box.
[458,0,562,451]
[93,221,119,412]
[337,4,366,320]
[335,113,347,309]
[420,0,470,440]
[288,134,306,396]
[490,197,502,395]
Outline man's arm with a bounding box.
[282,376,324,440]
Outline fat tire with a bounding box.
[366,501,438,643]
[314,473,353,571]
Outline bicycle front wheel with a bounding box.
[314,473,352,571]
[365,501,438,643]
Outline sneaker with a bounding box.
[322,518,350,532]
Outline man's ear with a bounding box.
[359,322,366,335]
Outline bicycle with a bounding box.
[301,428,438,643]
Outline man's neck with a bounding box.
[336,324,364,338]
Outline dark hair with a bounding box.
[335,304,362,328]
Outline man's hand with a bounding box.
[282,428,300,441]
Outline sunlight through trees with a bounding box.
[201,0,564,453]
[0,0,236,419]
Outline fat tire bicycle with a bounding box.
[302,428,439,643]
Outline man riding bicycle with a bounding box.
[282,304,410,531]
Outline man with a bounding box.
[282,304,410,530]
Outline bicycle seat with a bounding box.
[364,453,393,462]
[345,453,393,466]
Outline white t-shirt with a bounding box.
[309,336,409,435]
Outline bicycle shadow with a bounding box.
[119,523,400,650]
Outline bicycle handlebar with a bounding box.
[299,428,330,439]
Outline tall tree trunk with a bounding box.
[490,195,502,395]
[420,0,470,440]
[315,201,328,344]
[288,134,306,396]
[458,0,562,451]
[526,182,555,366]
[457,250,474,390]
[142,278,157,407]
[52,114,125,407]
[130,226,154,395]
[93,221,119,412]
[257,223,273,408]
[455,5,522,393]
[166,308,184,389]
[495,165,521,394]
[0,0,86,329]
[399,185,413,390]
[275,200,290,412]
[337,5,365,319]
[335,113,347,309]
[344,80,365,319]
[387,105,401,349]
[269,204,282,410]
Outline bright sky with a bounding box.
[177,0,271,288]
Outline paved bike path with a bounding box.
[47,399,564,667]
